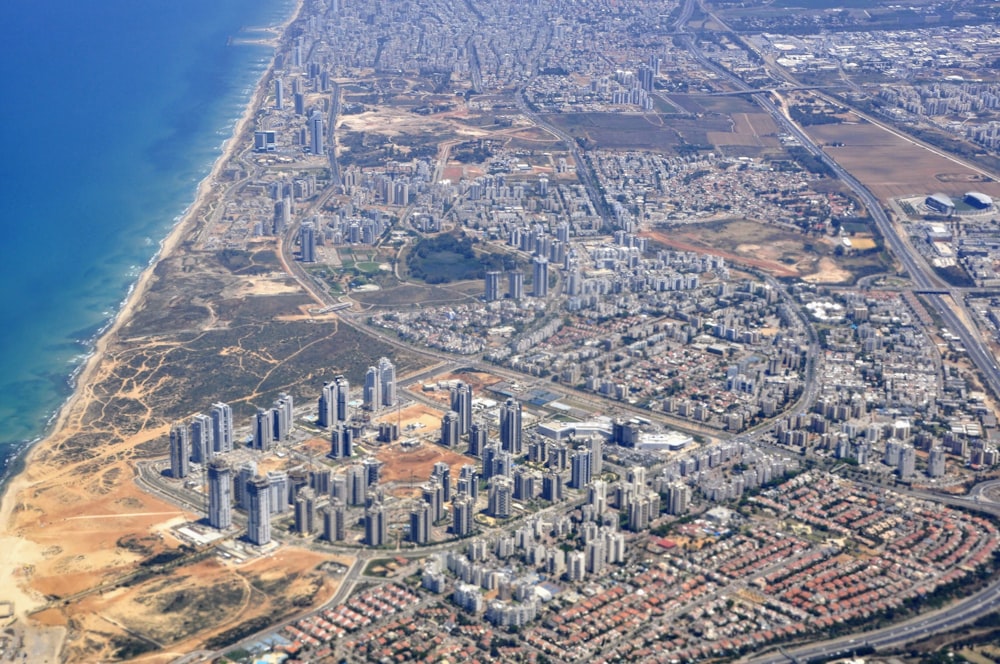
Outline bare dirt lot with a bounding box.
[375,441,475,484]
[543,112,733,152]
[644,218,883,283]
[707,112,782,149]
[804,121,1000,202]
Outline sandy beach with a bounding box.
[0,0,305,659]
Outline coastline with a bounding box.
[0,0,304,653]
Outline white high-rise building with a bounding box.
[246,475,272,546]
[378,357,396,407]
[207,460,232,530]
[169,423,190,479]
[210,402,234,454]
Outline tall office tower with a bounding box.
[310,111,325,155]
[274,78,284,110]
[589,436,603,477]
[422,480,443,522]
[299,222,316,263]
[169,423,190,479]
[364,500,387,546]
[272,393,293,442]
[508,270,524,300]
[499,398,523,455]
[587,479,607,514]
[452,493,475,537]
[378,357,396,407]
[210,402,234,454]
[294,487,317,536]
[468,420,488,457]
[628,493,656,532]
[347,464,367,506]
[293,91,305,115]
[450,382,472,435]
[190,413,214,464]
[253,408,274,451]
[513,467,537,501]
[666,482,691,515]
[293,40,302,67]
[928,445,946,478]
[330,474,348,502]
[532,256,549,297]
[484,270,502,302]
[335,375,350,422]
[482,442,499,481]
[235,461,257,510]
[309,467,332,495]
[432,461,452,502]
[363,457,382,486]
[556,221,569,243]
[318,380,337,427]
[493,450,513,479]
[409,503,430,544]
[570,447,593,489]
[330,424,353,459]
[441,411,461,448]
[322,498,346,542]
[585,539,605,574]
[288,467,309,503]
[487,476,513,519]
[898,444,916,479]
[542,471,563,502]
[246,475,272,546]
[207,460,233,530]
[363,365,381,412]
[267,470,289,514]
[457,465,479,500]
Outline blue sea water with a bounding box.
[0,0,293,488]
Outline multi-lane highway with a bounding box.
[674,0,1000,403]
[672,0,1000,658]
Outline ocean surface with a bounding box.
[0,0,293,488]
